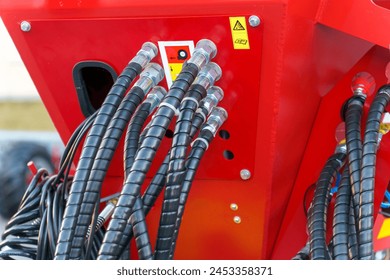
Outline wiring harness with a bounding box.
[0,39,228,260]
[295,72,390,260]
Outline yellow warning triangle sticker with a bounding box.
[233,20,245,31]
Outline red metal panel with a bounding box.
[1,0,390,259]
[272,46,390,259]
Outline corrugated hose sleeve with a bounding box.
[70,87,146,259]
[54,62,142,260]
[169,130,213,259]
[359,86,390,259]
[332,167,351,260]
[308,152,345,260]
[155,85,207,260]
[97,63,199,260]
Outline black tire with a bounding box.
[0,142,55,219]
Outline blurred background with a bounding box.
[0,18,63,234]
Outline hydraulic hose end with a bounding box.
[200,86,224,114]
[187,39,217,70]
[193,62,222,89]
[378,84,390,98]
[142,63,165,85]
[351,72,376,98]
[145,86,167,111]
[203,107,228,136]
[131,42,158,68]
[134,63,165,93]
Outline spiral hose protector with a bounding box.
[344,97,365,224]
[54,62,142,260]
[155,86,207,260]
[348,205,358,260]
[169,130,213,258]
[332,167,351,260]
[359,86,390,259]
[124,102,152,176]
[308,152,345,260]
[142,113,206,214]
[69,87,145,259]
[292,242,310,260]
[97,63,199,259]
[117,111,208,258]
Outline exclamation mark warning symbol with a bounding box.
[158,41,195,88]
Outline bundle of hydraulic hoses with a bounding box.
[0,39,228,260]
[294,73,390,260]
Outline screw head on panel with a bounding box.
[230,203,238,211]
[248,15,261,28]
[240,169,251,180]
[233,216,242,224]
[20,21,31,32]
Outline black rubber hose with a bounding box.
[308,152,346,260]
[348,204,358,260]
[59,112,97,169]
[343,96,365,229]
[332,167,351,260]
[292,242,310,260]
[115,107,211,257]
[359,85,390,259]
[142,98,209,220]
[70,86,146,259]
[98,63,199,260]
[124,102,152,176]
[55,61,142,260]
[168,129,214,258]
[155,85,207,260]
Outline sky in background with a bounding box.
[0,18,39,100]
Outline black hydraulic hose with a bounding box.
[98,40,217,260]
[124,102,152,176]
[98,63,200,260]
[70,65,163,259]
[308,152,346,260]
[140,110,212,215]
[117,88,165,260]
[55,55,146,259]
[332,167,351,260]
[292,242,310,260]
[358,85,390,259]
[348,205,358,260]
[168,129,215,258]
[141,108,208,216]
[134,97,222,259]
[154,85,208,260]
[342,96,365,227]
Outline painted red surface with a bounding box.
[1,0,390,259]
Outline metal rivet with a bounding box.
[240,169,251,180]
[233,216,241,224]
[230,203,238,211]
[20,21,31,32]
[248,15,261,27]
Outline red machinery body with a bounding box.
[1,0,390,259]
